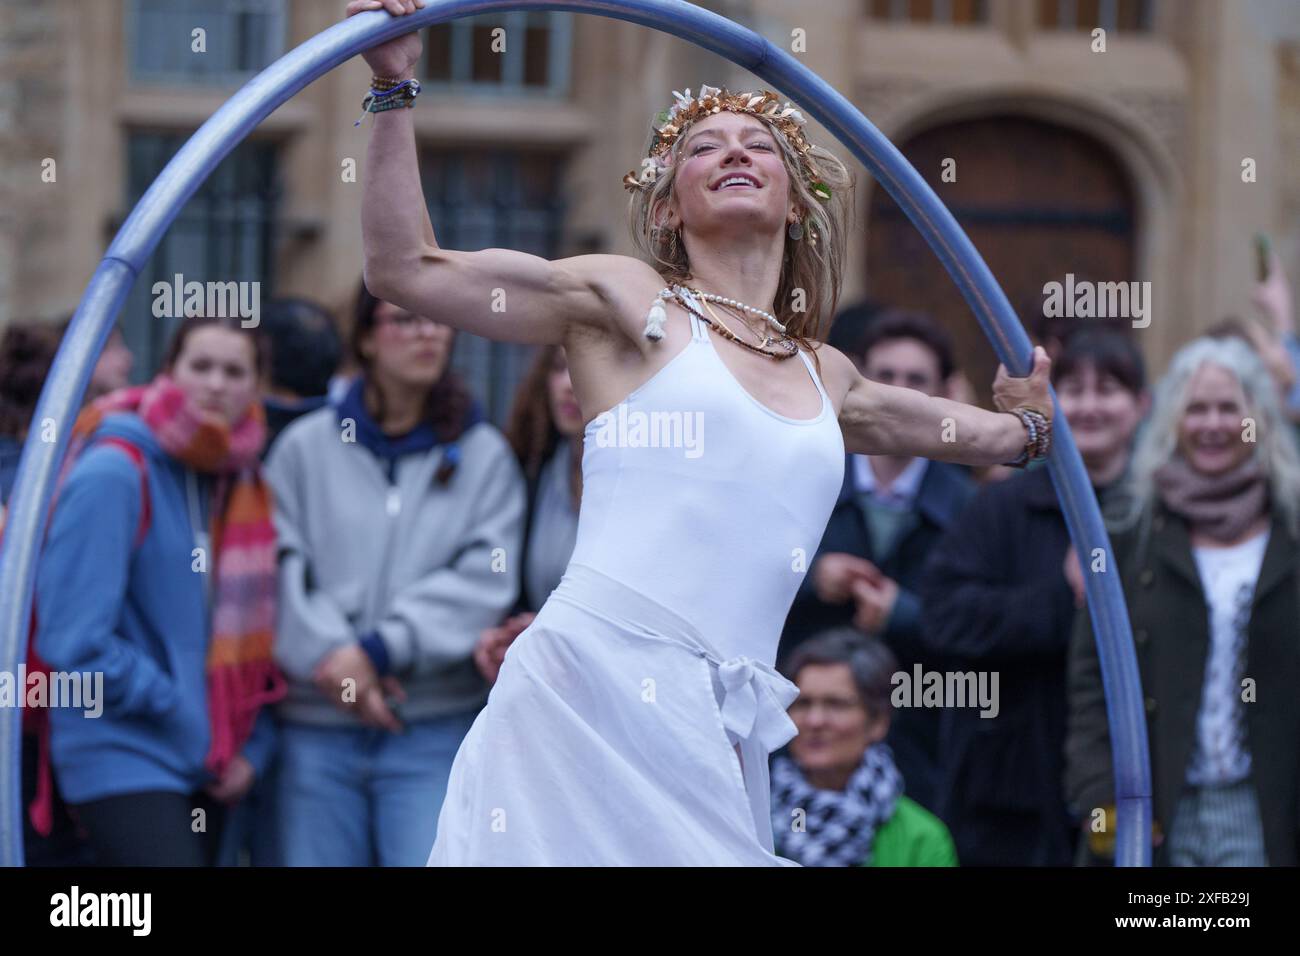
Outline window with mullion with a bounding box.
[1037,0,1153,31]
[128,0,286,86]
[867,0,989,24]
[420,12,571,94]
[419,149,568,423]
[119,133,281,377]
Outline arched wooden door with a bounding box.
[866,115,1137,397]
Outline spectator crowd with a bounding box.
[2,252,1298,867]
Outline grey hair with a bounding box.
[779,627,898,718]
[1111,335,1300,536]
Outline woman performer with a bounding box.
[344,0,1054,866]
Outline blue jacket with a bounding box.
[35,412,275,804]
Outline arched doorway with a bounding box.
[866,115,1137,397]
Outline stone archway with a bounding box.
[867,113,1138,398]
[857,84,1185,382]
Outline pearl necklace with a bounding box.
[687,288,787,334]
[641,285,799,360]
[641,284,788,342]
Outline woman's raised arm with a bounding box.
[350,0,618,345]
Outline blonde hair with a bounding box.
[626,107,855,353]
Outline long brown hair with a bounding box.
[350,280,475,441]
[626,103,855,357]
[505,343,581,510]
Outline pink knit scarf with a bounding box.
[72,375,285,778]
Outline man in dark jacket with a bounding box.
[782,310,974,814]
[920,330,1147,866]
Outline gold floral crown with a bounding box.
[622,84,833,201]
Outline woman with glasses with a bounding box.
[264,281,525,866]
[771,628,957,866]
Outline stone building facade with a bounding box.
[1,0,1297,413]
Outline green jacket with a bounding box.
[865,795,959,867]
[775,794,958,866]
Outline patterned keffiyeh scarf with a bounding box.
[770,743,904,866]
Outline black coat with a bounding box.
[781,456,974,814]
[918,465,1082,866]
[1066,503,1300,866]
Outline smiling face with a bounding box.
[1056,362,1145,464]
[664,111,799,239]
[1177,361,1254,476]
[787,663,888,784]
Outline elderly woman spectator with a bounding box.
[1066,336,1300,866]
[771,628,957,866]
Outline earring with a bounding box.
[787,218,804,241]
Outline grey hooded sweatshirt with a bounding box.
[265,406,526,726]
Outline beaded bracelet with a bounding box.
[371,94,416,113]
[354,78,421,126]
[1004,406,1052,468]
[370,74,411,91]
[1028,407,1052,458]
[369,79,420,102]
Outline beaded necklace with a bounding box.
[670,287,799,361]
[698,295,771,349]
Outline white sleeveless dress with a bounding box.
[427,287,845,865]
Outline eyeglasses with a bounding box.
[787,696,866,718]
